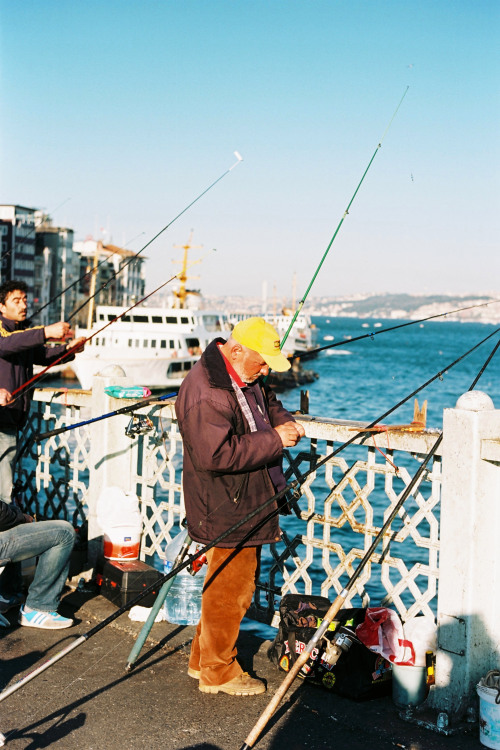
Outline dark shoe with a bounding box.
[199,672,266,696]
[0,592,25,614]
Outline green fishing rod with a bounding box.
[280,87,409,351]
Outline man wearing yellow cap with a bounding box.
[175,317,305,696]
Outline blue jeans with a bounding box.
[0,427,23,595]
[0,520,75,612]
[0,427,17,504]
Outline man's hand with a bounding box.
[274,421,305,448]
[44,321,73,341]
[66,337,86,353]
[0,388,12,406]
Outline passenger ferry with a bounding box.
[71,240,318,390]
[72,304,231,390]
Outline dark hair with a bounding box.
[0,280,29,306]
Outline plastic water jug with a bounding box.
[97,486,142,561]
[163,529,206,626]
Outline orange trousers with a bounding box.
[189,546,259,687]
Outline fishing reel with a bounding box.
[321,626,355,667]
[125,415,154,438]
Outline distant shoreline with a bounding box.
[196,292,500,326]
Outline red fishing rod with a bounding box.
[9,250,216,402]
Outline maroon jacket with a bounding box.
[0,315,71,428]
[175,338,294,548]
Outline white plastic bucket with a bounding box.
[477,682,500,749]
[103,527,141,561]
[97,487,142,560]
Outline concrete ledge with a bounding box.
[481,437,500,463]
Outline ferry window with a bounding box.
[151,340,156,348]
[169,340,175,349]
[99,314,105,322]
[152,316,163,324]
[202,315,218,332]
[95,339,99,346]
[133,315,149,323]
[107,314,115,321]
[143,340,148,348]
[168,362,182,374]
[181,317,189,324]
[135,340,140,347]
[166,316,177,324]
[128,339,132,347]
[161,340,167,348]
[186,338,199,348]
[122,315,130,322]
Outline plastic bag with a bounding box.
[356,607,416,665]
[104,386,152,399]
[402,615,437,667]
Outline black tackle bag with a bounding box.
[267,593,392,700]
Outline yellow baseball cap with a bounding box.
[232,317,291,372]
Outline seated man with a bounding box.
[0,388,75,629]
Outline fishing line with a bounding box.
[298,297,500,360]
[65,151,243,325]
[6,248,217,405]
[29,231,146,323]
[280,87,409,351]
[1,325,498,712]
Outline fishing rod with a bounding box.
[7,248,217,404]
[30,151,243,326]
[239,334,500,750]
[298,297,500,361]
[35,391,178,441]
[1,325,497,707]
[280,87,409,351]
[28,231,146,323]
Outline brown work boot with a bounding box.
[199,671,266,696]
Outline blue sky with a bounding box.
[1,1,499,302]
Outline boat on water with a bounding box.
[70,240,319,390]
[72,303,231,390]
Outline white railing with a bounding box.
[19,377,442,624]
[19,376,500,717]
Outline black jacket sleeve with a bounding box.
[0,501,26,531]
